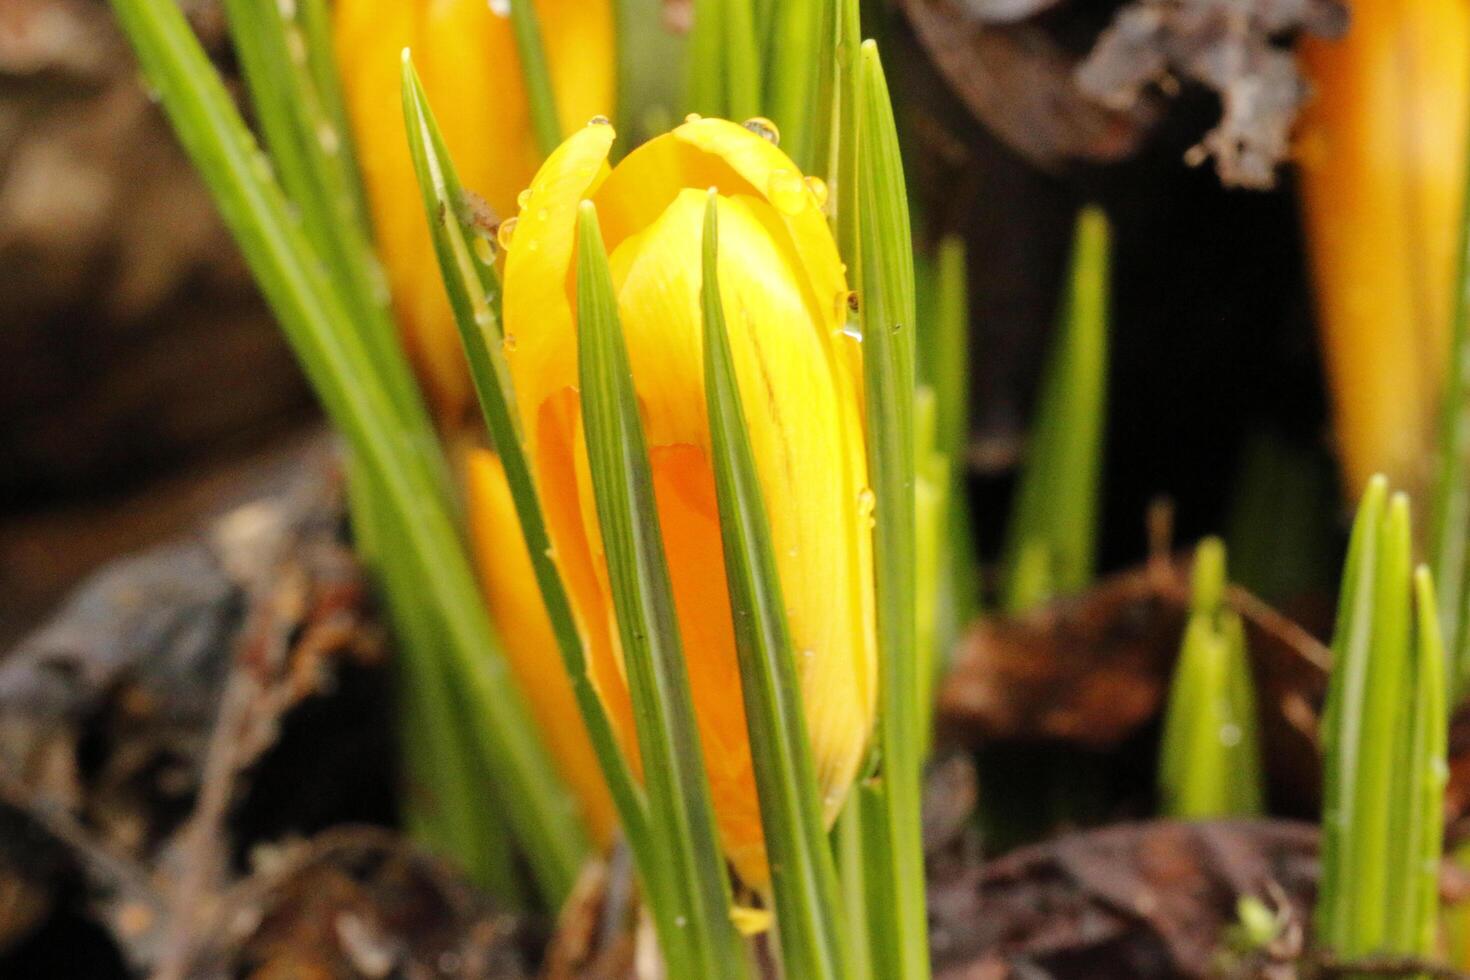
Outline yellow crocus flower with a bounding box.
[1298,2,1470,498]
[466,448,618,847]
[500,117,877,886]
[334,0,615,422]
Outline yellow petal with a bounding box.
[503,122,617,440]
[503,121,875,888]
[466,448,618,846]
[1298,2,1470,496]
[334,0,616,422]
[601,188,874,883]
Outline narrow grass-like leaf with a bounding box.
[507,0,564,156]
[700,193,849,980]
[835,796,874,980]
[400,60,654,873]
[766,0,829,173]
[108,0,587,903]
[832,0,861,259]
[614,0,687,147]
[221,0,427,438]
[1352,493,1413,950]
[1158,539,1264,819]
[1430,121,1470,703]
[686,0,762,120]
[1001,206,1110,613]
[855,40,930,980]
[914,386,946,741]
[1385,566,1448,955]
[575,202,747,980]
[932,236,971,463]
[1316,475,1388,951]
[346,459,522,903]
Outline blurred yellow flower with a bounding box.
[500,117,877,886]
[334,0,615,422]
[1298,2,1470,498]
[466,448,618,847]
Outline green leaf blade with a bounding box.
[699,193,850,980]
[110,0,588,904]
[398,59,653,864]
[1002,205,1110,613]
[575,202,746,980]
[855,39,929,980]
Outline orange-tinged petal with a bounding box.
[611,188,874,819]
[334,0,616,422]
[466,448,618,846]
[1298,1,1470,496]
[503,118,875,887]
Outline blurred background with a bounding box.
[0,0,1347,646]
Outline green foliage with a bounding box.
[701,194,850,979]
[575,203,748,980]
[1316,478,1448,962]
[854,39,930,980]
[1430,112,1470,704]
[1158,539,1265,819]
[108,0,587,904]
[1002,206,1110,613]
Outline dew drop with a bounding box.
[804,175,829,208]
[800,648,815,661]
[496,216,518,250]
[488,0,510,16]
[857,487,876,513]
[837,321,863,342]
[276,0,297,18]
[517,188,532,210]
[1218,723,1242,747]
[587,114,611,127]
[742,116,781,145]
[472,235,497,266]
[767,169,807,215]
[675,916,688,928]
[316,123,339,156]
[684,112,703,124]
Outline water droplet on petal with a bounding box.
[517,188,532,210]
[276,0,297,19]
[587,114,611,127]
[767,169,807,215]
[858,487,876,513]
[497,216,518,250]
[804,175,829,208]
[488,0,510,17]
[684,112,703,124]
[1219,723,1242,747]
[742,116,781,145]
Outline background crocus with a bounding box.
[501,117,877,886]
[467,448,618,847]
[334,0,615,421]
[1298,2,1470,499]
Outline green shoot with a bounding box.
[1158,538,1265,818]
[1002,206,1110,613]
